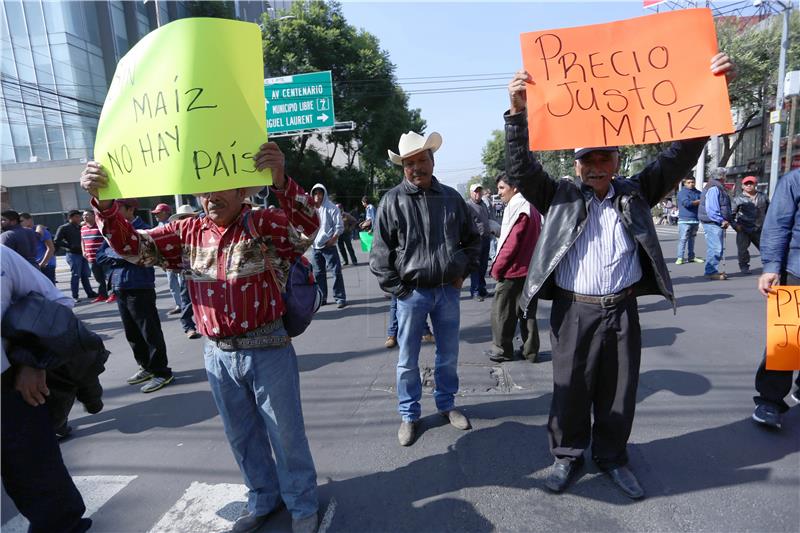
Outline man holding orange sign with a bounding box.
[505,40,733,498]
[752,168,800,430]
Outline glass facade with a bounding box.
[1,0,271,218]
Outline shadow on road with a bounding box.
[641,327,684,348]
[639,293,733,313]
[70,390,218,437]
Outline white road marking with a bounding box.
[1,475,137,533]
[317,497,337,533]
[147,481,248,533]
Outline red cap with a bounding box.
[742,176,757,185]
[151,203,171,214]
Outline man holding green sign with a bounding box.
[83,16,322,533]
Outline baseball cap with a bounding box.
[151,203,171,214]
[742,176,758,185]
[469,183,483,193]
[116,198,139,209]
[574,146,619,160]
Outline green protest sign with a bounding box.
[265,71,336,134]
[94,17,270,200]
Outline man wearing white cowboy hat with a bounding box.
[370,130,481,446]
[80,142,322,533]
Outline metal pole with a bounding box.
[785,95,798,173]
[768,3,791,200]
[695,145,706,190]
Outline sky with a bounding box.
[339,1,665,187]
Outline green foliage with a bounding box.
[714,12,800,165]
[186,1,235,19]
[260,0,425,209]
[481,130,505,179]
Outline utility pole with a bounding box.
[768,1,792,199]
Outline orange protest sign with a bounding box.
[766,286,800,371]
[519,8,734,151]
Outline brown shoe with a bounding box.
[440,409,471,430]
[385,336,397,349]
[421,333,435,343]
[705,272,728,280]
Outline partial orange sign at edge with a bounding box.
[766,286,800,371]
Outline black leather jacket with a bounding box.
[370,176,481,297]
[732,191,769,231]
[504,111,707,311]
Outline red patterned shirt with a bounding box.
[91,178,319,339]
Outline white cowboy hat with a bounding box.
[168,204,198,222]
[388,131,442,166]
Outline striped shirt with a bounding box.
[81,224,105,263]
[92,177,319,339]
[554,184,642,295]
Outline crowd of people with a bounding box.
[2,50,799,533]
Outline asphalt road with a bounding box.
[2,226,799,533]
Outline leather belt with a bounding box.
[555,287,633,309]
[210,318,290,351]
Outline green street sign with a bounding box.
[264,71,335,134]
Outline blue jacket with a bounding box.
[677,186,701,222]
[761,169,800,278]
[95,217,155,290]
[698,178,732,224]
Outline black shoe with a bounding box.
[545,459,582,493]
[606,466,644,499]
[752,403,782,429]
[83,398,103,414]
[55,422,73,440]
[337,301,347,309]
[486,349,513,363]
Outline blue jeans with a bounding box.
[311,246,346,304]
[469,236,491,296]
[203,335,318,520]
[395,286,461,421]
[166,270,182,308]
[676,222,699,261]
[387,296,432,337]
[65,252,96,299]
[702,223,725,275]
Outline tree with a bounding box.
[715,12,800,167]
[186,1,235,19]
[260,1,425,207]
[481,130,505,179]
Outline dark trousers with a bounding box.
[337,230,358,265]
[548,293,641,470]
[116,288,171,378]
[65,252,96,299]
[490,277,539,360]
[469,236,491,296]
[1,381,91,533]
[177,273,196,332]
[312,246,346,304]
[754,271,800,412]
[736,226,761,270]
[90,261,108,298]
[41,263,56,284]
